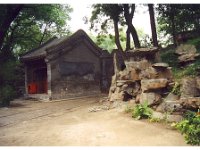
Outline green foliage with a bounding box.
[173,61,200,79]
[92,28,130,52]
[157,4,200,39]
[0,4,72,106]
[186,37,200,52]
[160,48,179,68]
[174,110,200,145]
[0,4,72,55]
[0,85,16,107]
[0,58,24,107]
[171,81,181,96]
[132,102,153,120]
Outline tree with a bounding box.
[157,4,200,46]
[90,4,141,51]
[123,4,141,48]
[0,4,72,55]
[148,4,158,47]
[0,4,24,50]
[0,4,72,106]
[90,28,127,53]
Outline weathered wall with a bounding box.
[50,42,102,99]
[101,57,114,92]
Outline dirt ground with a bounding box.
[0,95,188,146]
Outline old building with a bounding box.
[21,29,113,100]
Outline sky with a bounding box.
[68,3,152,36]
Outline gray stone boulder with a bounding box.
[180,97,200,110]
[141,78,168,92]
[156,93,181,113]
[178,53,200,64]
[152,111,183,122]
[152,63,169,69]
[175,44,200,65]
[140,92,162,106]
[125,59,151,72]
[130,68,140,81]
[180,77,200,98]
[175,44,197,55]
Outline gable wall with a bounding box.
[49,42,102,99]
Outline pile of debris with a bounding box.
[108,47,185,115]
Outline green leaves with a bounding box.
[0,4,72,55]
[132,101,153,120]
[157,4,200,44]
[175,110,200,145]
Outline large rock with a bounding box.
[123,82,141,97]
[139,67,158,79]
[157,68,173,81]
[125,59,151,71]
[180,77,200,98]
[175,44,200,65]
[152,63,169,69]
[196,76,200,90]
[130,68,140,81]
[156,93,181,113]
[126,47,159,62]
[175,44,197,55]
[118,69,130,80]
[110,91,124,102]
[152,111,183,122]
[180,97,200,110]
[140,92,162,106]
[178,53,200,64]
[141,78,168,92]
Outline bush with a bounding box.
[160,49,179,68]
[132,102,153,120]
[186,37,200,52]
[174,110,200,145]
[0,85,16,107]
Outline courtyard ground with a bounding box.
[0,95,188,146]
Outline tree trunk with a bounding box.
[126,28,131,50]
[123,4,141,48]
[129,25,141,48]
[148,4,158,47]
[113,19,123,52]
[0,4,24,50]
[171,6,177,47]
[113,19,126,70]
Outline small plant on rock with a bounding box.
[171,81,181,96]
[132,101,153,120]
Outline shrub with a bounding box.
[132,102,153,120]
[0,85,16,107]
[174,110,200,145]
[186,37,200,52]
[160,49,179,68]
